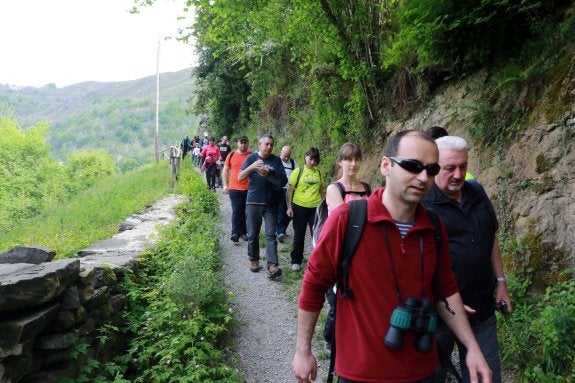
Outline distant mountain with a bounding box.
[0,69,199,171]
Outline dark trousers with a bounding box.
[289,203,316,265]
[205,163,217,189]
[276,188,291,235]
[228,189,247,236]
[435,314,501,383]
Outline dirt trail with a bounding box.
[214,188,327,383]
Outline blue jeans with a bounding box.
[290,203,316,265]
[246,203,279,267]
[276,188,291,235]
[228,189,247,237]
[435,314,501,383]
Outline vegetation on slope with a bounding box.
[61,166,240,383]
[0,110,172,256]
[0,70,199,171]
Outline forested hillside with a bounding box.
[0,69,198,171]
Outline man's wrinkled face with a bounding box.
[435,149,468,198]
[259,138,274,158]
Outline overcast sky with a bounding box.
[0,0,196,88]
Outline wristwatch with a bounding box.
[496,277,507,283]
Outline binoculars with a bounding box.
[384,296,437,352]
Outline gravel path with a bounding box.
[215,189,327,383]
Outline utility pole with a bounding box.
[154,36,160,163]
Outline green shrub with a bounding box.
[67,166,240,382]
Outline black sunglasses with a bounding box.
[389,157,440,176]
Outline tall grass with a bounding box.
[0,162,171,258]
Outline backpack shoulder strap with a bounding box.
[424,208,442,255]
[294,167,304,189]
[290,158,295,169]
[227,151,235,163]
[339,199,368,299]
[334,181,346,199]
[327,198,368,383]
[361,181,372,196]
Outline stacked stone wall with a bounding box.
[0,247,132,383]
[0,195,184,383]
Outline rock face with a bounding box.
[361,70,575,282]
[0,195,185,383]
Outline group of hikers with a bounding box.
[180,133,232,190]
[192,129,511,383]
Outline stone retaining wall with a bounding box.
[0,195,185,383]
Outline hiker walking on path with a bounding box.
[216,135,232,188]
[322,142,372,351]
[285,147,323,271]
[238,134,287,279]
[180,135,192,159]
[293,130,491,383]
[200,136,221,191]
[277,145,298,243]
[222,135,252,243]
[326,143,372,211]
[423,135,511,383]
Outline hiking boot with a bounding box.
[240,234,248,241]
[250,260,261,272]
[267,265,283,279]
[291,264,301,272]
[277,233,286,243]
[230,234,239,243]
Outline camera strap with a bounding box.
[382,224,427,305]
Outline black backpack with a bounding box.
[312,181,371,248]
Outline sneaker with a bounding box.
[277,233,286,243]
[240,234,248,241]
[291,264,301,271]
[267,265,283,279]
[230,234,239,243]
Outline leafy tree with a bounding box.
[67,150,116,188]
[0,110,70,231]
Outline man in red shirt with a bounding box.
[293,130,491,383]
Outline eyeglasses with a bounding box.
[389,157,440,176]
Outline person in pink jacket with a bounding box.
[200,137,221,191]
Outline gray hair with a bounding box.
[436,136,468,151]
[259,133,274,144]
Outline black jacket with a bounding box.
[423,182,499,323]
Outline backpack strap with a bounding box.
[362,181,372,196]
[334,181,372,198]
[424,208,442,255]
[290,158,295,170]
[333,181,346,199]
[327,198,368,383]
[293,167,303,189]
[339,199,368,298]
